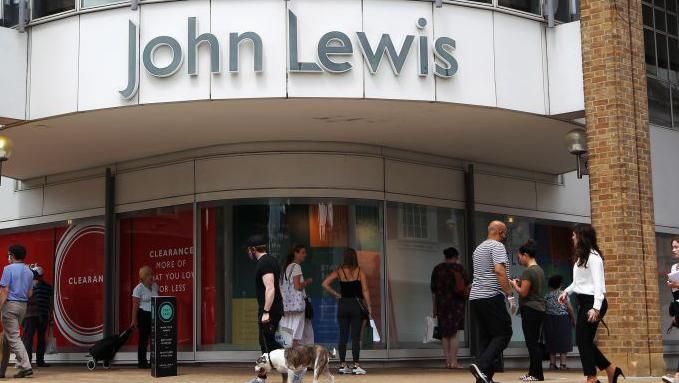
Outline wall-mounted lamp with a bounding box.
[564,128,588,179]
[0,136,13,186]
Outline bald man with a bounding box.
[469,221,513,383]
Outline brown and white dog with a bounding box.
[255,345,336,383]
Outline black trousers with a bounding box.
[521,306,546,380]
[137,309,152,366]
[21,315,48,364]
[258,310,283,354]
[338,298,364,364]
[575,295,611,376]
[470,294,513,380]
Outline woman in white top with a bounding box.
[559,224,623,383]
[130,265,158,369]
[279,244,314,347]
[663,237,679,383]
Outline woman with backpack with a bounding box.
[430,247,469,369]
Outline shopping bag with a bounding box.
[45,325,57,355]
[423,316,441,343]
[369,320,381,343]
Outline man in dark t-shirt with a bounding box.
[249,235,284,354]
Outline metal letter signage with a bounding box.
[120,12,459,98]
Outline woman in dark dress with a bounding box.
[430,247,469,369]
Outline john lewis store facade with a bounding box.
[0,0,678,366]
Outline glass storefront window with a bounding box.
[498,0,541,14]
[0,219,104,352]
[32,0,75,19]
[118,205,194,352]
[657,233,679,343]
[199,199,384,352]
[474,213,575,345]
[386,202,466,349]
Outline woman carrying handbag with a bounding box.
[279,244,314,347]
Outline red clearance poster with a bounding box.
[53,220,105,347]
[0,220,106,350]
[119,207,194,348]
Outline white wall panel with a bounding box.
[196,153,384,193]
[362,0,435,101]
[287,0,364,98]
[43,177,104,215]
[211,0,286,99]
[546,21,585,115]
[29,17,79,119]
[0,28,27,120]
[493,13,546,114]
[651,126,679,229]
[434,6,495,107]
[78,7,139,111]
[475,173,537,210]
[138,0,211,104]
[536,171,590,217]
[385,160,464,201]
[0,180,43,222]
[116,162,194,205]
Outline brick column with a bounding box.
[580,0,664,376]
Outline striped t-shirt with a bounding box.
[469,239,510,301]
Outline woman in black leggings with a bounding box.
[322,248,372,375]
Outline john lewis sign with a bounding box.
[120,10,458,99]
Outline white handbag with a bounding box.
[281,265,305,313]
[423,316,440,344]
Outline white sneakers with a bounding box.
[352,365,367,375]
[338,364,367,375]
[338,365,353,375]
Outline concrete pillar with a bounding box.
[580,0,664,375]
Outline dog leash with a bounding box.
[260,319,276,371]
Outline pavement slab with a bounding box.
[5,366,665,383]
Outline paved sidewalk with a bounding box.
[9,366,664,383]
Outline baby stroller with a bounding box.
[86,327,134,370]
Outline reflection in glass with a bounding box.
[498,0,541,14]
[644,4,655,27]
[199,199,384,351]
[82,0,125,7]
[672,85,679,127]
[657,8,668,31]
[386,202,466,349]
[648,77,673,127]
[2,0,19,27]
[33,0,75,19]
[646,28,659,76]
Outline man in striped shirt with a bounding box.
[21,266,53,368]
[469,221,514,383]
